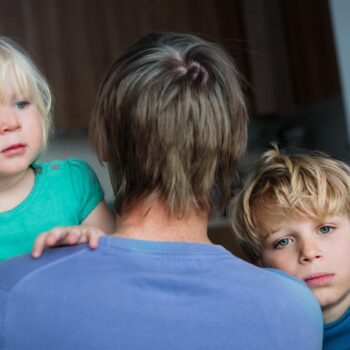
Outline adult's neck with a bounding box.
[113,199,211,244]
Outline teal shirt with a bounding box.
[324,308,350,350]
[0,158,104,262]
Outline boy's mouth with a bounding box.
[304,273,335,288]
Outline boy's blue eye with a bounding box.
[14,100,30,110]
[275,237,292,249]
[319,226,333,234]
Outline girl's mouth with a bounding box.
[2,144,26,155]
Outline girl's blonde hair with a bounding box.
[229,145,350,263]
[0,36,52,148]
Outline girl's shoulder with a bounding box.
[33,158,94,177]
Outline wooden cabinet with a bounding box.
[241,0,340,115]
[0,0,340,128]
[208,220,249,260]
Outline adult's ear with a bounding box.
[98,147,107,162]
[91,135,108,162]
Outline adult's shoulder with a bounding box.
[0,245,88,293]
[223,256,314,295]
[256,266,322,326]
[221,256,322,320]
[263,267,317,301]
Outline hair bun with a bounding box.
[187,61,208,84]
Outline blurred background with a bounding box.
[1,0,349,256]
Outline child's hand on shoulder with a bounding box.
[32,225,106,258]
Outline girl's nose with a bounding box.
[0,107,21,134]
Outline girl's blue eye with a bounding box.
[14,100,30,110]
[319,226,333,234]
[274,237,293,249]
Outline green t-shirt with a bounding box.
[0,158,104,262]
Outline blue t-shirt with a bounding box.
[324,308,350,349]
[0,237,323,349]
[0,158,104,261]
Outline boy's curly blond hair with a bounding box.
[229,145,350,264]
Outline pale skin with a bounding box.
[33,196,211,258]
[32,200,114,257]
[34,193,211,269]
[0,84,115,258]
[261,214,350,324]
[113,199,211,244]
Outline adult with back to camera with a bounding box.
[0,32,323,349]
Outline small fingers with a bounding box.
[32,226,106,259]
[32,227,74,258]
[32,232,49,258]
[87,229,104,249]
[66,229,84,245]
[44,227,70,246]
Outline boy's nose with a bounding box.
[300,240,323,263]
[0,107,21,134]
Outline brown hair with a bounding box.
[91,32,248,216]
[229,145,350,263]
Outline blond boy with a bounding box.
[230,145,350,349]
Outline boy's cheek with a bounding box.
[261,252,295,273]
